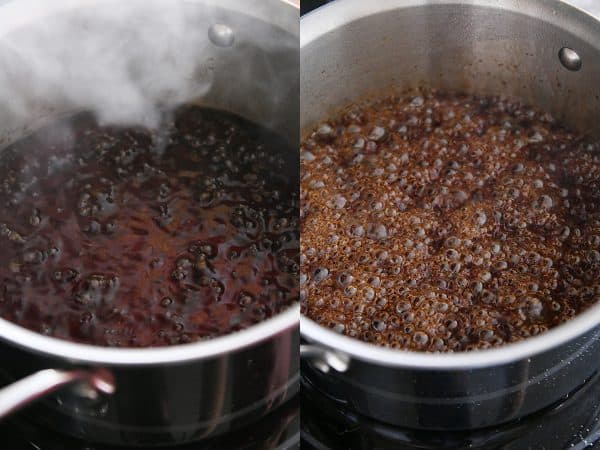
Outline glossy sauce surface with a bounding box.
[0,106,299,347]
[301,92,600,352]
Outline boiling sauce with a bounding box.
[301,92,600,352]
[0,106,299,347]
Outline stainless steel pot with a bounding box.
[300,0,600,431]
[0,0,299,446]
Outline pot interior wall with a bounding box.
[301,1,600,138]
[0,0,299,147]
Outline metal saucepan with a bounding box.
[0,0,299,446]
[300,0,600,431]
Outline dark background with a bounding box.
[300,0,333,16]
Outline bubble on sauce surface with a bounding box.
[0,107,298,347]
[300,90,600,352]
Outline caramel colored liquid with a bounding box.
[301,92,599,352]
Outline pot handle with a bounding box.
[300,344,350,373]
[0,368,115,420]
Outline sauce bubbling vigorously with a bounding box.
[0,106,298,347]
[301,91,600,352]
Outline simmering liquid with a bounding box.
[0,106,298,347]
[301,92,600,352]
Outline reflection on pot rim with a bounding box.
[0,305,299,365]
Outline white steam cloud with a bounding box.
[0,0,217,129]
[0,0,298,135]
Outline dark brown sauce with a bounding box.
[301,91,600,352]
[0,106,298,347]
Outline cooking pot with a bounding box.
[0,0,299,446]
[300,0,600,431]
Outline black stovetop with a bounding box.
[0,396,299,450]
[300,368,600,450]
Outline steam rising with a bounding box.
[0,0,299,134]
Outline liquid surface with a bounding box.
[300,92,600,352]
[0,106,299,347]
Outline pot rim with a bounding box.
[0,305,299,365]
[301,304,600,369]
[0,0,299,38]
[300,0,600,370]
[301,0,600,49]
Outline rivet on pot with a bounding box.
[208,23,235,48]
[300,345,350,373]
[558,47,582,72]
